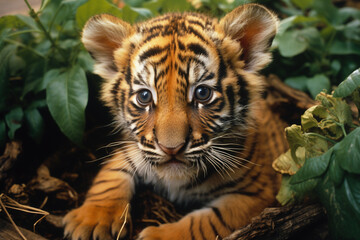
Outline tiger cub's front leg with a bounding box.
[63,155,135,240]
[138,194,268,240]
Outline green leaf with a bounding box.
[312,0,338,24]
[334,128,360,174]
[76,0,122,29]
[77,50,94,72]
[160,0,192,13]
[329,156,344,186]
[329,40,360,55]
[317,172,360,239]
[46,65,88,145]
[333,68,360,98]
[122,6,152,23]
[291,0,313,10]
[306,74,331,99]
[5,107,24,139]
[278,30,308,57]
[290,148,333,184]
[284,76,308,91]
[15,14,39,30]
[0,44,17,111]
[25,107,44,143]
[0,15,27,31]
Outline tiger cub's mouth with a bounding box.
[159,157,187,166]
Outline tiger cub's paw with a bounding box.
[63,201,131,240]
[138,223,188,240]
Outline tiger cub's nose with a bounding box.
[158,142,185,156]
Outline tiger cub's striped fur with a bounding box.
[63,4,287,240]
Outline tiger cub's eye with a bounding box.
[137,89,152,105]
[194,86,212,103]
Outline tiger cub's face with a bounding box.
[82,5,278,185]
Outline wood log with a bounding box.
[224,204,326,240]
[0,218,47,240]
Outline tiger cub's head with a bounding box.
[82,4,278,184]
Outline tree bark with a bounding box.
[0,218,47,240]
[224,204,326,240]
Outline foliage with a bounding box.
[273,68,360,239]
[0,0,192,148]
[267,0,360,98]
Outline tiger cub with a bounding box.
[63,4,287,240]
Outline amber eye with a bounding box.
[137,89,152,105]
[194,85,212,103]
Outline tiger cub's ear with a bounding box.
[220,4,278,72]
[82,14,133,80]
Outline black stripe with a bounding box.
[199,218,206,239]
[237,75,249,121]
[143,32,160,43]
[178,39,185,50]
[212,207,234,232]
[86,184,122,198]
[188,20,205,29]
[226,85,235,121]
[217,51,227,83]
[139,45,168,61]
[107,168,132,175]
[188,43,208,57]
[190,217,195,240]
[188,25,207,43]
[125,65,132,84]
[208,217,219,238]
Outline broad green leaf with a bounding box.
[23,68,63,97]
[291,0,313,10]
[5,107,24,139]
[329,40,360,55]
[25,107,44,143]
[15,15,39,30]
[276,176,295,205]
[290,178,319,199]
[76,0,122,29]
[122,6,152,23]
[333,68,360,98]
[61,0,89,16]
[46,65,88,145]
[316,172,360,239]
[351,89,360,113]
[334,128,360,174]
[312,0,338,24]
[284,76,308,91]
[278,30,307,57]
[343,20,360,41]
[290,148,332,184]
[77,50,94,72]
[336,7,360,25]
[329,156,344,186]
[0,15,27,31]
[122,5,140,23]
[306,74,331,99]
[0,44,17,111]
[160,0,192,13]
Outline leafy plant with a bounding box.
[267,0,360,98]
[0,0,194,149]
[273,68,360,239]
